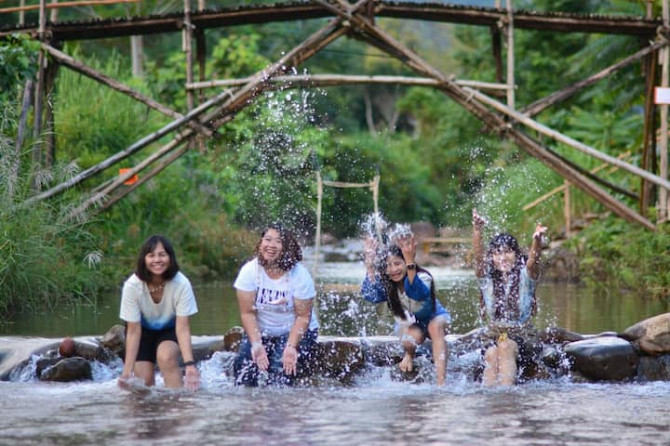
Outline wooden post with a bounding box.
[372,174,380,218]
[491,25,503,84]
[195,29,206,103]
[564,180,571,237]
[641,44,658,215]
[50,0,58,21]
[659,0,670,221]
[32,0,47,168]
[19,0,25,25]
[313,172,323,279]
[505,0,515,110]
[44,57,60,167]
[184,0,194,113]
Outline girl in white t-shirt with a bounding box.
[118,235,200,391]
[233,223,319,386]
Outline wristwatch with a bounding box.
[406,263,416,270]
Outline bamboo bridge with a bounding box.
[3,0,670,231]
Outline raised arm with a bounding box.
[526,223,547,280]
[396,234,417,284]
[363,236,379,281]
[472,209,487,278]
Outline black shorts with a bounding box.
[135,326,179,363]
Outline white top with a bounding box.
[119,271,198,330]
[233,258,319,337]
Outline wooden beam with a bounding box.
[338,6,656,229]
[466,87,670,192]
[42,43,216,138]
[64,13,351,216]
[523,41,666,117]
[187,74,509,92]
[0,0,139,14]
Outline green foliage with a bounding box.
[566,218,670,297]
[55,48,160,169]
[0,34,39,102]
[0,106,105,318]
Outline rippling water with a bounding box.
[1,262,670,445]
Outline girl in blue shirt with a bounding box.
[361,233,451,386]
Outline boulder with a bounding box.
[564,336,638,381]
[39,357,93,382]
[313,338,365,384]
[621,313,670,356]
[99,324,125,358]
[637,354,670,381]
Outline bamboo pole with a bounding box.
[505,0,515,109]
[463,86,670,191]
[523,41,666,117]
[187,74,509,92]
[32,0,47,168]
[564,179,571,237]
[313,172,323,279]
[24,87,236,205]
[0,0,139,14]
[41,43,215,138]
[99,144,189,211]
[65,15,350,216]
[523,152,632,211]
[641,44,658,215]
[332,5,655,229]
[659,0,669,221]
[183,0,194,113]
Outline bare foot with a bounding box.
[399,354,414,373]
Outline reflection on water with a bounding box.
[1,376,670,445]
[2,263,668,337]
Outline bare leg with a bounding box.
[134,361,156,387]
[156,341,182,388]
[482,345,499,386]
[399,326,423,373]
[497,338,519,386]
[427,317,449,387]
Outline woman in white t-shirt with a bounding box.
[118,235,200,391]
[233,223,319,386]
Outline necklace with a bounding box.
[148,282,165,293]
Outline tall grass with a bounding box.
[0,106,106,318]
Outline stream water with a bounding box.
[1,262,669,445]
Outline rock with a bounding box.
[360,336,404,366]
[539,326,585,344]
[313,338,365,384]
[637,354,670,381]
[621,313,670,356]
[222,327,244,352]
[564,336,638,381]
[99,324,125,358]
[39,357,93,382]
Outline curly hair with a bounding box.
[380,244,436,320]
[254,222,303,272]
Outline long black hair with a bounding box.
[483,233,528,320]
[381,244,437,320]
